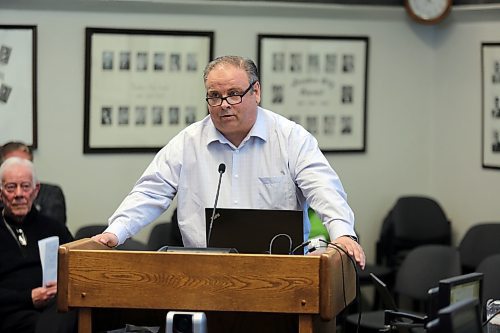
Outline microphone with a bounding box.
[207,163,226,246]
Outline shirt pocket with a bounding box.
[257,175,295,209]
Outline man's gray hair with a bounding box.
[0,157,38,188]
[203,55,259,85]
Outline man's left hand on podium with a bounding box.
[333,236,366,270]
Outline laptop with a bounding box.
[205,208,304,255]
[370,273,398,311]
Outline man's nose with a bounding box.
[220,98,232,109]
[14,185,25,196]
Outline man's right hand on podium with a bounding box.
[92,232,119,248]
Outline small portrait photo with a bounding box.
[135,106,147,125]
[324,115,335,135]
[341,116,352,134]
[342,85,353,104]
[0,83,12,103]
[136,52,148,71]
[325,53,337,73]
[0,82,12,103]
[342,54,354,73]
[102,51,114,70]
[290,53,302,73]
[492,61,500,84]
[118,106,130,125]
[119,52,130,71]
[185,106,196,125]
[186,53,198,72]
[307,54,320,73]
[272,85,284,104]
[169,106,180,125]
[101,106,112,125]
[272,52,285,72]
[154,52,165,71]
[306,116,318,135]
[493,130,500,152]
[170,53,181,72]
[152,106,164,125]
[492,96,500,118]
[0,45,12,65]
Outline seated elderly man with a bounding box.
[0,157,76,333]
[0,141,67,225]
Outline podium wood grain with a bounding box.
[57,239,355,333]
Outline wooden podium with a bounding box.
[57,239,356,333]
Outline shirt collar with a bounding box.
[206,107,268,148]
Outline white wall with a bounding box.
[0,2,498,261]
[431,10,500,244]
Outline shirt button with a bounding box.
[235,174,239,178]
[234,200,238,204]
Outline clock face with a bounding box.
[406,0,451,23]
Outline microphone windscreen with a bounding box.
[218,163,226,174]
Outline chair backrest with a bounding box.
[117,238,148,251]
[458,223,500,273]
[377,196,451,268]
[395,245,461,304]
[392,196,450,242]
[147,222,171,251]
[74,224,107,240]
[75,224,147,251]
[147,221,184,251]
[476,254,500,308]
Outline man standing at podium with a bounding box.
[93,55,365,269]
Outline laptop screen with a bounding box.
[205,208,304,255]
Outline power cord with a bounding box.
[319,239,361,333]
[291,240,315,255]
[268,233,292,255]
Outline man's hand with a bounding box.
[333,236,366,270]
[31,282,57,309]
[91,232,119,248]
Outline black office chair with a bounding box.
[147,221,183,250]
[376,196,451,270]
[74,224,147,250]
[344,245,461,333]
[74,224,107,239]
[458,222,500,273]
[476,254,500,310]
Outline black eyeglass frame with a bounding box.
[205,81,257,107]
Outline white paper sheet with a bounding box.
[38,236,59,285]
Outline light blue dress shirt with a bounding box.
[106,107,355,247]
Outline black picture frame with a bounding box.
[258,34,369,153]
[481,42,500,169]
[0,25,37,148]
[83,27,214,153]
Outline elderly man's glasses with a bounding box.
[205,81,256,107]
[2,182,34,193]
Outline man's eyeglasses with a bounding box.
[205,81,256,107]
[1,182,34,193]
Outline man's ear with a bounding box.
[33,183,41,197]
[254,81,261,105]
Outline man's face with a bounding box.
[1,164,39,220]
[205,64,261,146]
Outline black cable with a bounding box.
[483,308,500,327]
[268,233,292,255]
[319,239,361,333]
[291,240,311,255]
